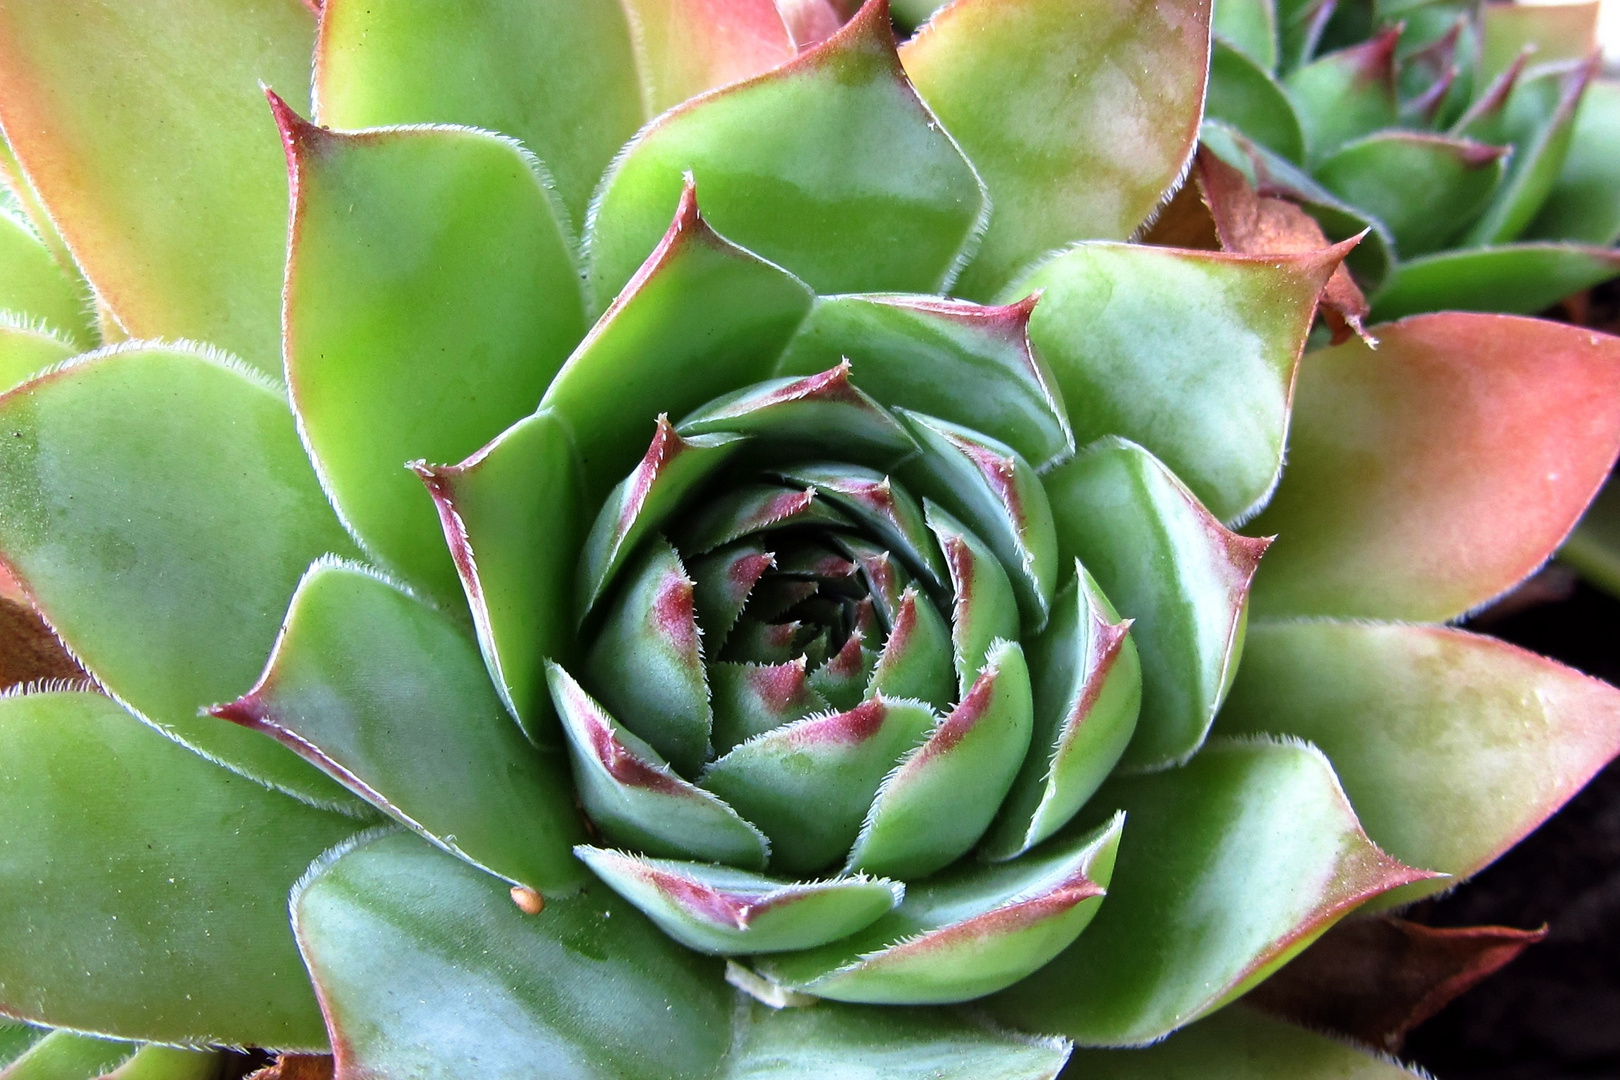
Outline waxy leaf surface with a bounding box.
[1369,243,1620,320]
[1527,78,1620,245]
[621,0,798,115]
[0,1032,130,1080]
[1206,40,1305,163]
[0,212,91,347]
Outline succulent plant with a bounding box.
[1,1,1619,1079]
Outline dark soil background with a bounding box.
[1404,579,1620,1079]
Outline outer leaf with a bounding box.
[293,831,734,1080]
[575,847,902,954]
[900,0,1213,298]
[988,739,1431,1047]
[0,692,364,1048]
[314,0,644,233]
[1527,78,1620,245]
[0,0,314,377]
[1213,0,1279,70]
[0,213,90,347]
[1010,241,1340,524]
[1206,40,1306,163]
[1064,1004,1421,1078]
[589,2,985,306]
[1218,621,1620,907]
[773,295,1073,470]
[280,105,586,604]
[0,1033,129,1080]
[1044,438,1268,769]
[1282,29,1399,163]
[415,410,583,739]
[1249,314,1620,621]
[1369,242,1620,319]
[542,184,812,501]
[621,0,798,115]
[1313,133,1506,259]
[213,561,585,895]
[0,345,361,808]
[0,323,73,397]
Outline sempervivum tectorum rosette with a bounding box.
[0,2,1619,1078]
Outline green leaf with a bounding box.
[1527,78,1620,245]
[1564,475,1620,597]
[688,540,778,648]
[700,698,936,876]
[900,0,1212,298]
[1249,314,1620,621]
[1217,620,1620,908]
[592,4,985,311]
[1064,1004,1420,1078]
[1213,0,1279,70]
[849,640,1033,879]
[774,464,948,591]
[415,410,584,740]
[585,539,713,777]
[280,106,586,605]
[677,487,850,558]
[619,0,800,115]
[1369,242,1620,320]
[759,812,1120,1004]
[709,659,830,752]
[1207,40,1305,163]
[1476,0,1598,88]
[1044,438,1268,769]
[865,586,957,712]
[575,847,902,955]
[0,1032,130,1080]
[988,739,1429,1047]
[0,344,362,808]
[213,560,586,895]
[100,1047,219,1080]
[773,295,1073,471]
[542,184,812,501]
[1282,29,1399,163]
[982,564,1141,861]
[0,322,73,397]
[293,831,735,1080]
[0,1021,45,1070]
[896,412,1058,629]
[1010,241,1339,524]
[925,502,1021,697]
[1314,133,1507,259]
[0,212,91,348]
[549,662,770,869]
[0,0,314,378]
[0,691,366,1048]
[313,0,644,236]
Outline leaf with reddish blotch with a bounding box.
[0,597,86,694]
[0,0,315,378]
[589,2,985,306]
[776,463,948,591]
[925,502,1020,698]
[987,738,1433,1047]
[623,0,799,113]
[1217,621,1620,908]
[1248,314,1620,622]
[864,585,956,712]
[1245,914,1545,1051]
[708,658,830,751]
[900,0,1212,299]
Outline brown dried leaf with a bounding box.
[0,596,87,692]
[245,1055,334,1080]
[1246,914,1545,1051]
[1139,174,1220,250]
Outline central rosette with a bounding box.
[547,361,1144,1005]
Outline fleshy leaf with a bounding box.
[676,486,848,556]
[865,586,957,711]
[926,502,1021,696]
[0,212,91,347]
[709,658,830,751]
[760,812,1120,1004]
[1218,621,1620,907]
[775,463,948,590]
[0,692,365,1048]
[294,831,735,1080]
[1063,1004,1421,1078]
[313,0,643,235]
[1010,241,1342,523]
[989,739,1431,1047]
[1045,437,1268,769]
[0,0,314,377]
[805,629,878,712]
[982,565,1141,861]
[212,561,585,895]
[99,1047,219,1080]
[688,539,777,647]
[549,662,769,869]
[0,323,73,398]
[0,1032,130,1080]
[542,183,812,500]
[1476,0,1598,87]
[773,295,1073,470]
[1282,29,1399,163]
[585,539,713,776]
[1248,314,1620,621]
[896,412,1058,628]
[620,0,799,115]
[849,640,1034,878]
[900,0,1213,298]
[700,698,936,875]
[1313,133,1506,259]
[0,345,362,808]
[1213,0,1280,70]
[0,1020,45,1069]
[1564,476,1620,597]
[577,418,744,617]
[576,847,902,954]
[415,410,583,740]
[279,103,585,604]
[1527,78,1620,245]
[1369,242,1620,320]
[589,1,985,306]
[1206,39,1306,163]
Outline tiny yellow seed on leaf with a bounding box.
[510,886,544,915]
